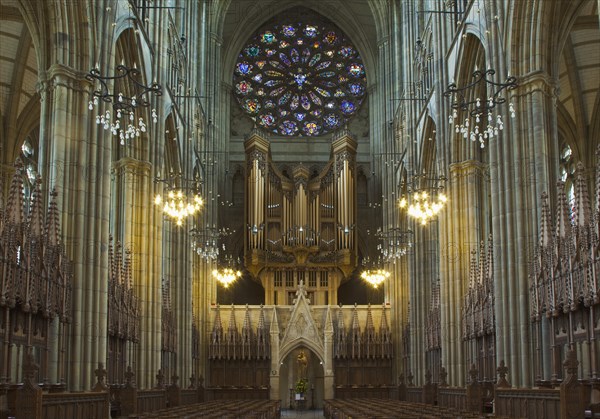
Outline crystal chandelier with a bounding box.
[154,190,203,226]
[360,228,391,289]
[360,269,390,288]
[443,4,517,149]
[154,168,204,226]
[445,68,516,148]
[377,228,413,262]
[360,256,390,289]
[86,62,161,144]
[212,255,242,288]
[399,190,448,225]
[190,225,234,261]
[399,173,447,225]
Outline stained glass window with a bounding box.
[233,14,367,137]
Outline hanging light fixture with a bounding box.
[213,255,242,288]
[190,225,234,261]
[360,268,390,288]
[86,61,162,145]
[360,228,390,289]
[378,228,413,262]
[399,173,447,225]
[154,190,203,226]
[443,7,517,148]
[360,255,390,289]
[444,68,516,148]
[154,170,203,226]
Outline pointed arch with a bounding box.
[279,339,325,366]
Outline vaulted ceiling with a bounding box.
[558,2,600,138]
[219,0,381,77]
[0,0,38,126]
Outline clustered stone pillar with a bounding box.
[38,64,110,391]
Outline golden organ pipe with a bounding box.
[350,166,354,248]
[344,165,348,249]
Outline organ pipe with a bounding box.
[244,129,357,276]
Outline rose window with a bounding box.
[233,15,367,137]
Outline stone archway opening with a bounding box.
[278,346,325,410]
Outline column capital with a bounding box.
[513,70,558,99]
[449,159,487,179]
[210,32,223,47]
[38,63,91,97]
[112,156,152,177]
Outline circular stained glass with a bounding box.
[233,15,367,137]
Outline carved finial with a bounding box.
[23,350,39,381]
[574,162,592,228]
[28,176,44,238]
[425,369,432,385]
[469,248,478,287]
[156,369,165,388]
[398,373,405,385]
[171,374,179,387]
[189,374,196,388]
[556,181,572,239]
[407,371,414,386]
[5,158,25,226]
[380,302,389,332]
[539,192,552,249]
[563,349,579,377]
[496,360,510,388]
[93,362,108,391]
[124,365,135,387]
[198,374,204,387]
[295,279,307,299]
[439,366,448,387]
[468,364,478,383]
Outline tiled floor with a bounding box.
[280,409,325,418]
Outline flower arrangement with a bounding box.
[295,378,308,394]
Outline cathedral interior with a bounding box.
[0,0,599,418]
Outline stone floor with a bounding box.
[280,409,325,418]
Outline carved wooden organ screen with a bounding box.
[0,163,73,387]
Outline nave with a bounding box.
[0,0,598,419]
[122,398,528,419]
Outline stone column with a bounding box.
[112,156,162,389]
[440,159,488,386]
[490,72,558,387]
[38,63,110,391]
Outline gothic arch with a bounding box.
[418,116,437,178]
[449,34,487,164]
[0,4,41,164]
[219,1,378,83]
[509,0,599,172]
[16,0,91,71]
[556,103,582,164]
[278,339,325,367]
[508,0,594,79]
[111,28,155,162]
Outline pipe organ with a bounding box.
[244,129,358,305]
